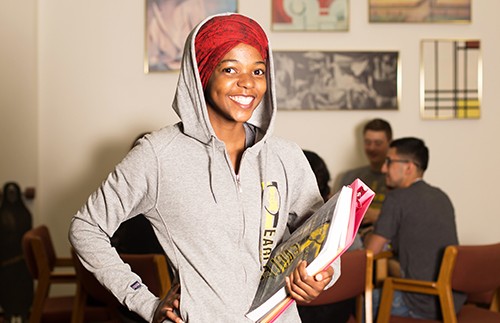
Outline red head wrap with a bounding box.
[195,14,268,89]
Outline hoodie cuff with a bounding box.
[126,286,162,322]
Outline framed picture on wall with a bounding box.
[369,0,471,23]
[420,39,481,119]
[272,0,349,31]
[274,50,400,110]
[144,0,238,73]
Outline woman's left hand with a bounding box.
[285,260,334,303]
[152,282,183,323]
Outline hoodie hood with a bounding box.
[172,12,277,149]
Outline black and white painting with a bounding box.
[273,50,399,110]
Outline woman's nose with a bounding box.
[237,73,255,88]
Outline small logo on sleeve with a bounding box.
[130,281,142,290]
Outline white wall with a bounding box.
[2,1,499,256]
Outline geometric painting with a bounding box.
[420,39,481,119]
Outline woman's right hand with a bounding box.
[153,282,183,323]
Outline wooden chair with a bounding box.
[297,249,374,323]
[374,250,396,288]
[21,225,111,323]
[71,251,172,323]
[376,243,500,323]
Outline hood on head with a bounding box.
[172,12,277,147]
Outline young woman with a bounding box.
[70,13,340,322]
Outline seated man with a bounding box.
[339,118,392,228]
[338,118,392,248]
[365,137,466,320]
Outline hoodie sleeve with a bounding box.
[69,138,161,321]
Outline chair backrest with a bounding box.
[297,249,373,323]
[451,243,500,310]
[451,243,500,294]
[22,225,57,279]
[305,249,372,304]
[22,225,81,323]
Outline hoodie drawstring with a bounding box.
[208,137,218,204]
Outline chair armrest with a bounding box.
[55,257,74,267]
[390,277,439,295]
[50,272,77,284]
[53,256,76,282]
[374,251,394,261]
[376,277,440,323]
[374,251,394,287]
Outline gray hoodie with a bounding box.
[69,13,340,322]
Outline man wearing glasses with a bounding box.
[365,137,465,320]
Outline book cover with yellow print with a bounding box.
[247,178,375,322]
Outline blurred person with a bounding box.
[303,150,331,202]
[0,182,33,323]
[337,118,392,241]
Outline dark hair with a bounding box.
[303,150,331,202]
[363,118,392,141]
[390,137,429,171]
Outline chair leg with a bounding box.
[29,279,50,323]
[491,289,500,312]
[355,295,363,323]
[376,279,394,323]
[365,288,373,323]
[438,285,457,323]
[71,282,87,323]
[375,258,388,287]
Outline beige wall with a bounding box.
[2,1,499,257]
[0,1,38,199]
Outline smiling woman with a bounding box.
[70,13,340,323]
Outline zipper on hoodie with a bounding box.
[235,173,242,193]
[233,149,248,194]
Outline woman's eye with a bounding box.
[254,69,265,76]
[223,67,236,73]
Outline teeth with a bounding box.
[230,96,253,105]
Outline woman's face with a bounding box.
[205,43,267,128]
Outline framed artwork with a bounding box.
[369,0,471,23]
[272,0,349,31]
[420,39,481,119]
[144,0,237,73]
[274,50,400,110]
